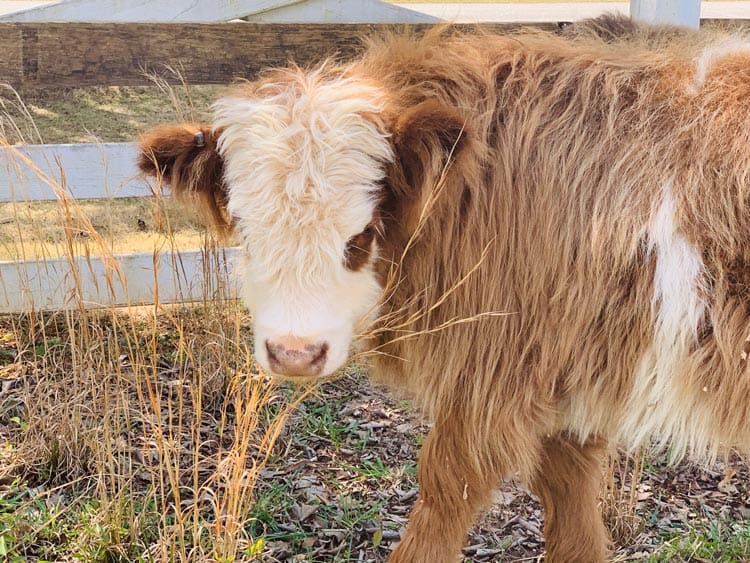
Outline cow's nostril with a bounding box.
[266,340,284,371]
[265,340,281,366]
[310,343,329,370]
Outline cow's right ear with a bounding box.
[138,123,230,235]
[385,101,474,234]
[390,100,472,196]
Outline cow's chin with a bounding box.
[260,363,346,384]
[267,372,328,385]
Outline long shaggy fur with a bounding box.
[138,16,750,562]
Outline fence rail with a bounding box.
[0,143,144,201]
[1,18,747,90]
[0,140,242,312]
[0,0,301,23]
[0,248,240,313]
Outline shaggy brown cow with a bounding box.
[139,16,750,562]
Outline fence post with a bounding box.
[630,0,700,28]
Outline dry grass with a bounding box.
[1,301,317,561]
[0,84,220,146]
[0,197,216,260]
[604,450,647,548]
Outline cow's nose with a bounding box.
[264,337,329,378]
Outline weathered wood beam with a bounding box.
[0,20,746,90]
[0,22,556,89]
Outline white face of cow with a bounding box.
[213,70,394,379]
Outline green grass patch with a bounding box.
[297,396,360,449]
[649,519,750,562]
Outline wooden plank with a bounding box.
[0,18,748,90]
[0,0,299,22]
[0,22,557,89]
[0,247,240,312]
[0,22,21,86]
[0,143,150,202]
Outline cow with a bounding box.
[138,16,750,562]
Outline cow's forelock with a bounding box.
[213,69,393,377]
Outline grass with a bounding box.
[605,450,647,548]
[0,302,318,562]
[0,197,216,260]
[649,520,750,562]
[296,395,360,449]
[0,84,220,145]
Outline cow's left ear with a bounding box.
[138,123,230,235]
[390,100,472,193]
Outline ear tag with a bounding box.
[193,131,206,148]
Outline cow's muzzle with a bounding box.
[264,336,329,378]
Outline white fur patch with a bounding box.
[618,182,710,458]
[690,38,750,93]
[564,183,711,457]
[213,69,393,376]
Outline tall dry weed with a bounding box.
[603,449,646,549]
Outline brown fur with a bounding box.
[139,16,750,561]
[530,437,610,562]
[344,223,377,272]
[561,12,691,45]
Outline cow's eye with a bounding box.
[344,224,376,271]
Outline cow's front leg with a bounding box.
[528,435,610,563]
[389,421,535,563]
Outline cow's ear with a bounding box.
[138,123,230,235]
[390,100,471,193]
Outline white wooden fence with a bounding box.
[0,142,241,313]
[0,0,722,313]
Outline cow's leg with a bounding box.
[389,421,538,563]
[528,435,610,563]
